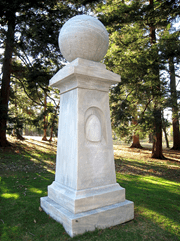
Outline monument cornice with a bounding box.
[49,58,121,94]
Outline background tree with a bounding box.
[9,58,61,140]
[96,0,180,158]
[159,30,180,150]
[48,101,59,142]
[0,0,101,146]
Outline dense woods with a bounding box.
[0,0,180,159]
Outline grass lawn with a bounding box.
[0,136,180,240]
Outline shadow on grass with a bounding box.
[0,139,180,240]
[115,158,180,240]
[1,169,179,241]
[0,172,65,241]
[115,157,180,182]
[0,140,56,175]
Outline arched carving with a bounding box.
[85,107,107,145]
[86,115,101,142]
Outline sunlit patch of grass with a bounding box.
[42,166,55,174]
[138,206,180,236]
[0,138,180,240]
[1,193,19,199]
[116,167,180,239]
[28,188,43,194]
[141,176,179,189]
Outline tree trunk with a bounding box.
[149,133,153,143]
[0,12,15,147]
[49,101,59,142]
[162,127,169,148]
[152,132,163,158]
[130,119,142,148]
[152,108,164,159]
[42,94,48,141]
[14,82,25,140]
[149,0,164,159]
[49,126,54,142]
[169,57,180,150]
[130,134,142,148]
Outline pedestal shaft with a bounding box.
[55,87,116,190]
[40,58,134,237]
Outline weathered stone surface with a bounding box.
[41,14,134,237]
[49,60,119,191]
[49,58,120,91]
[47,182,125,214]
[59,15,109,62]
[41,197,134,238]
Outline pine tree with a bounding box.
[97,0,180,158]
[159,30,180,150]
[0,0,101,146]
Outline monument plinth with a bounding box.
[40,15,134,237]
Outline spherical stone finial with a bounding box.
[59,15,109,62]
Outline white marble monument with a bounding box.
[40,15,134,237]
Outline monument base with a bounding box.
[40,196,134,238]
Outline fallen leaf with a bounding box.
[39,207,43,212]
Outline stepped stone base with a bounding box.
[41,57,134,237]
[40,196,134,238]
[47,182,126,214]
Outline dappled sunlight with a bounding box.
[0,137,179,240]
[114,145,180,183]
[164,155,180,162]
[43,160,55,167]
[0,136,56,175]
[116,171,180,238]
[28,187,43,194]
[35,173,52,181]
[25,139,57,153]
[1,193,19,199]
[141,176,180,188]
[114,144,180,163]
[30,157,39,163]
[116,172,180,196]
[138,206,180,236]
[136,175,180,196]
[42,166,55,174]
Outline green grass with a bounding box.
[0,137,180,240]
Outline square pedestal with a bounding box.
[40,59,134,237]
[41,196,134,238]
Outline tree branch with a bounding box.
[15,77,44,106]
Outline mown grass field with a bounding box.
[0,136,180,240]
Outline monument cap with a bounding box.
[59,15,109,62]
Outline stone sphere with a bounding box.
[58,15,109,62]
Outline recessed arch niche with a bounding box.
[85,107,107,145]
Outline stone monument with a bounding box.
[40,15,134,237]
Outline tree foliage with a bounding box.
[97,0,180,157]
[0,0,101,146]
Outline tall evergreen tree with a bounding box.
[97,0,180,158]
[159,30,180,150]
[0,0,101,146]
